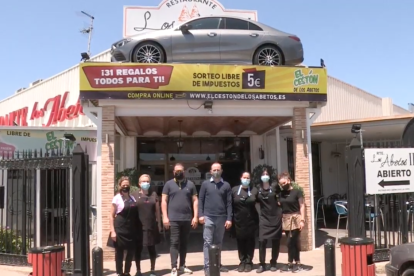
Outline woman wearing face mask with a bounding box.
[110,176,139,276]
[255,168,282,273]
[278,172,311,272]
[231,172,259,273]
[132,174,161,276]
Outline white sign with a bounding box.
[365,148,414,194]
[123,0,258,38]
[185,166,202,185]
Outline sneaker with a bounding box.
[280,263,293,272]
[149,271,157,276]
[244,264,252,272]
[256,265,265,273]
[293,263,312,273]
[238,263,245,272]
[124,273,132,276]
[171,268,178,276]
[220,266,229,273]
[269,264,277,272]
[180,266,193,274]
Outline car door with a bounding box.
[219,18,265,63]
[171,17,223,63]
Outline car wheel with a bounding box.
[132,42,165,63]
[253,45,283,66]
[402,267,414,276]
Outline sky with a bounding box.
[0,0,413,109]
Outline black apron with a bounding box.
[114,196,139,250]
[257,186,282,241]
[136,192,160,246]
[232,185,258,240]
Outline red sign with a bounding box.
[0,91,84,127]
[81,65,173,89]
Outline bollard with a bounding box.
[92,246,103,276]
[324,239,336,276]
[208,245,220,276]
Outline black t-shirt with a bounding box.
[162,179,197,221]
[279,188,303,214]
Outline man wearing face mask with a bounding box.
[162,163,199,276]
[198,163,233,276]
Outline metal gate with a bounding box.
[0,149,72,266]
[346,140,414,262]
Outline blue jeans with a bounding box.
[203,216,227,270]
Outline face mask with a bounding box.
[261,175,270,183]
[212,171,221,178]
[174,171,184,181]
[282,184,290,190]
[141,182,150,190]
[121,186,130,193]
[241,179,250,187]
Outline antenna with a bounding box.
[80,11,95,57]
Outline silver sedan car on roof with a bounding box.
[111,16,304,66]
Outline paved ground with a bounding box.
[0,227,388,276]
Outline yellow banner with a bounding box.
[79,63,327,101]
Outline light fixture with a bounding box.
[63,133,76,142]
[204,101,213,114]
[170,155,175,161]
[351,124,361,134]
[234,120,241,147]
[81,52,90,61]
[204,101,213,109]
[177,120,184,149]
[350,124,364,149]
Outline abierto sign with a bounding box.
[79,63,327,102]
[365,148,414,194]
[124,0,257,37]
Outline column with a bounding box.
[292,107,313,251]
[101,106,116,260]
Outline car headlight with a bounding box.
[111,38,132,50]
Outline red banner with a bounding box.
[81,65,174,89]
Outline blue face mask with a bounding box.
[241,179,250,186]
[261,175,270,183]
[141,182,150,190]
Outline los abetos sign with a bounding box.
[365,148,414,194]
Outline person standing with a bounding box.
[231,172,258,273]
[278,172,312,272]
[109,176,141,276]
[162,163,199,276]
[198,162,232,276]
[255,168,282,273]
[132,174,162,276]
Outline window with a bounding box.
[225,18,248,30]
[249,22,263,31]
[189,18,222,30]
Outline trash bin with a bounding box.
[340,237,375,276]
[27,246,65,276]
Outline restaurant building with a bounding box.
[0,0,410,260]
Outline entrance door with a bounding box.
[221,161,245,188]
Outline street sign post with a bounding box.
[365,148,414,194]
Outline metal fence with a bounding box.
[0,149,72,266]
[346,140,414,262]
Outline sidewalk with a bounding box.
[0,247,387,276]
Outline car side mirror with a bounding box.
[180,24,192,33]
